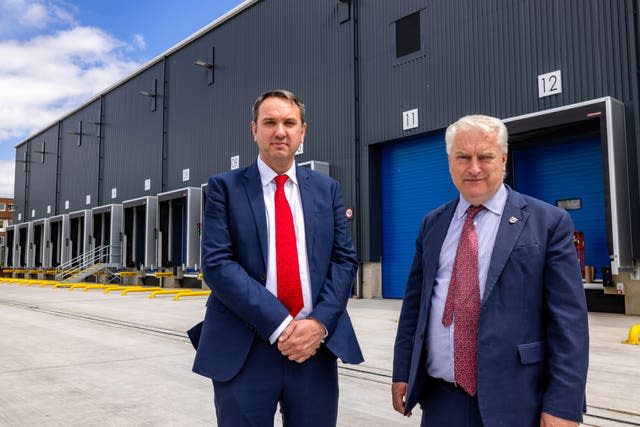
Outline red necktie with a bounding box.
[442,205,483,396]
[274,175,304,317]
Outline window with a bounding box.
[0,203,5,211]
[0,236,4,246]
[396,12,421,58]
[8,204,14,212]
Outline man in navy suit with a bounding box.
[191,89,363,426]
[392,115,589,426]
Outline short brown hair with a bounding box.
[252,89,306,123]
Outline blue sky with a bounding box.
[0,0,245,197]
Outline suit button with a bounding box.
[259,274,266,281]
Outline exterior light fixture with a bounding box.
[137,78,158,111]
[193,46,215,85]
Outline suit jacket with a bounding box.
[393,186,589,426]
[192,162,363,382]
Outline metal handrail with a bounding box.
[55,245,121,282]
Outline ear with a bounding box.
[301,122,307,139]
[251,121,257,141]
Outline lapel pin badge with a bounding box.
[509,216,518,224]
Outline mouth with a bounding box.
[464,177,485,183]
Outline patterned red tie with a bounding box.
[274,175,304,317]
[442,205,483,396]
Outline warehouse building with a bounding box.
[3,0,640,314]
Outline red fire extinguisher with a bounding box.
[573,231,585,277]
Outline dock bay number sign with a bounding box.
[538,70,562,98]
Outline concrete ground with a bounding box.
[0,282,638,426]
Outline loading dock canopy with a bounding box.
[504,97,633,274]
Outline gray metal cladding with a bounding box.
[358,0,635,144]
[57,100,101,213]
[13,144,28,223]
[163,0,356,202]
[101,61,165,202]
[25,127,58,219]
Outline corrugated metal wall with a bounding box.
[102,61,165,202]
[57,101,101,213]
[358,0,635,144]
[163,0,355,200]
[10,0,640,263]
[26,127,58,220]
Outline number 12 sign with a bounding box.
[538,70,562,98]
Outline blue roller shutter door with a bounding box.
[511,136,608,279]
[381,133,456,298]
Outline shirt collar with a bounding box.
[257,156,298,187]
[455,183,508,219]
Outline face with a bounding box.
[448,128,507,205]
[252,96,307,174]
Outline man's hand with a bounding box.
[277,319,325,363]
[392,381,412,416]
[540,412,579,427]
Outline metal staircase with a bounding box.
[55,245,121,283]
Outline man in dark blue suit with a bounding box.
[191,89,363,426]
[392,115,589,426]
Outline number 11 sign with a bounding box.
[538,70,562,98]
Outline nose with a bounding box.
[468,157,481,174]
[274,123,286,138]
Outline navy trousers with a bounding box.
[212,337,338,427]
[419,378,484,427]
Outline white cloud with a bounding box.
[0,17,143,148]
[0,0,76,37]
[133,34,146,50]
[0,160,15,198]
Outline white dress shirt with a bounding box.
[426,184,507,382]
[257,157,313,343]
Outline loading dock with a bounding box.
[91,204,123,265]
[156,187,200,274]
[122,196,158,271]
[16,223,31,268]
[68,210,92,265]
[48,214,69,268]
[30,218,49,269]
[4,225,16,268]
[379,97,630,312]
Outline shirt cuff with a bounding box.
[269,315,293,344]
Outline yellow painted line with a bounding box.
[103,285,145,294]
[149,289,194,298]
[18,280,40,286]
[121,287,162,296]
[82,284,111,292]
[173,291,211,301]
[53,283,75,288]
[38,281,59,287]
[69,283,96,291]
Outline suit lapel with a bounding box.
[423,201,457,298]
[242,163,268,270]
[482,189,528,304]
[297,167,316,277]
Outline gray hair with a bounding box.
[252,89,306,123]
[445,115,508,154]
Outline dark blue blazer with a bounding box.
[192,162,363,382]
[393,186,589,426]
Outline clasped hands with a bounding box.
[277,318,326,363]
